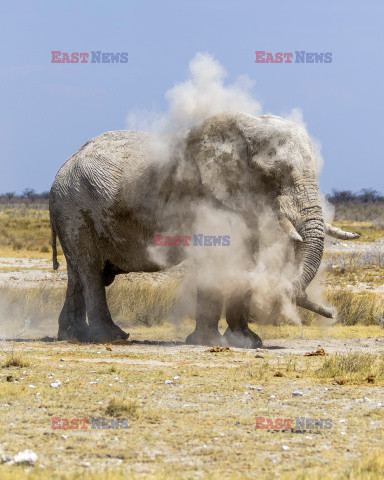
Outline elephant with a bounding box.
[49,111,358,347]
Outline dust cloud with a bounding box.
[128,52,332,327]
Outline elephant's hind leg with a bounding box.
[58,264,88,341]
[185,288,223,346]
[78,262,129,342]
[223,291,262,349]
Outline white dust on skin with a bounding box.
[130,52,333,328]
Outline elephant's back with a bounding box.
[50,130,156,207]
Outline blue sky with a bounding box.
[0,0,383,194]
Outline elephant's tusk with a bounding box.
[296,294,334,319]
[325,223,360,240]
[280,217,303,242]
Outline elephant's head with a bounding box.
[184,111,358,318]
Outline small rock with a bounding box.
[339,419,346,423]
[60,359,65,362]
[81,461,90,468]
[28,385,36,389]
[50,381,61,388]
[6,376,13,382]
[270,395,276,399]
[165,380,173,385]
[173,376,180,380]
[61,435,67,440]
[13,449,38,465]
[292,391,303,396]
[1,454,12,463]
[282,445,289,451]
[364,397,372,403]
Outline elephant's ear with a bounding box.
[185,113,250,207]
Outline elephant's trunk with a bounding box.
[282,188,334,319]
[295,211,334,318]
[296,210,324,291]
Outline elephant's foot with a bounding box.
[88,322,129,342]
[58,326,75,341]
[185,328,223,347]
[223,327,262,349]
[58,324,90,342]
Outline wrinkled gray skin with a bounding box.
[50,112,357,347]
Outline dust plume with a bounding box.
[129,52,331,328]
[127,52,262,134]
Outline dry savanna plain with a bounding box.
[1,202,384,479]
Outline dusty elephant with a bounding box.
[49,112,358,347]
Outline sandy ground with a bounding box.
[0,257,193,288]
[1,338,384,479]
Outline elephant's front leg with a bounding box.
[185,288,224,346]
[223,291,262,349]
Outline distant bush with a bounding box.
[326,189,384,222]
[327,188,384,204]
[0,189,50,205]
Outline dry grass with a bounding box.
[0,206,62,254]
[105,398,139,418]
[2,354,30,368]
[0,281,180,336]
[107,279,180,327]
[1,283,384,340]
[324,291,384,326]
[316,352,384,384]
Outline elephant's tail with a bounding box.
[51,223,60,270]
